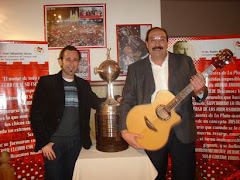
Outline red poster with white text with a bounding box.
[168,36,240,179]
[0,41,48,179]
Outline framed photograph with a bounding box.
[44,4,106,49]
[75,49,91,81]
[116,24,152,75]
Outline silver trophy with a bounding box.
[94,48,128,152]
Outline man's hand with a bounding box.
[121,130,144,150]
[190,73,206,95]
[42,142,56,160]
[116,96,122,103]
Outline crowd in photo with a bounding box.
[47,23,104,47]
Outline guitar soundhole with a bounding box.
[156,105,171,121]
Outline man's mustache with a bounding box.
[152,46,163,50]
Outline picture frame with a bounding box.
[44,4,106,49]
[75,49,91,81]
[116,24,152,76]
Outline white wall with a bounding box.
[0,0,161,81]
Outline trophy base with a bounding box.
[96,137,128,152]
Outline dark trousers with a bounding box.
[44,139,82,180]
[146,130,196,180]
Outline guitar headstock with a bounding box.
[212,49,233,69]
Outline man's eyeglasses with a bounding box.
[149,37,167,43]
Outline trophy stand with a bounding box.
[94,48,128,152]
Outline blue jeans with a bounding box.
[44,139,82,180]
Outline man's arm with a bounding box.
[119,66,143,149]
[187,56,208,103]
[29,77,50,151]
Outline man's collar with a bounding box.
[149,51,169,66]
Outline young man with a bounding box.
[120,27,208,180]
[30,45,102,180]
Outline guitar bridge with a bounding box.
[144,116,158,132]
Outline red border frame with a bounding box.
[183,34,240,40]
[0,40,47,44]
[43,3,107,50]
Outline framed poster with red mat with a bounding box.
[44,4,106,49]
[116,24,152,75]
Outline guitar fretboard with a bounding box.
[164,64,216,112]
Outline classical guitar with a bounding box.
[126,49,233,151]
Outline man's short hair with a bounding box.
[145,27,168,42]
[58,45,81,61]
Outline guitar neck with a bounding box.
[202,64,216,78]
[165,64,216,112]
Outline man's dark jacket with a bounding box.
[120,52,208,143]
[30,71,101,151]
